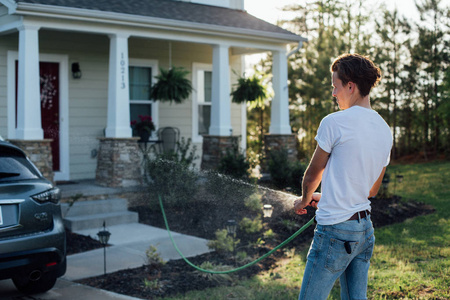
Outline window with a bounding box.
[129,59,158,136]
[192,63,212,142]
[198,70,212,135]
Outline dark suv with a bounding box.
[0,141,66,294]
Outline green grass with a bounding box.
[164,161,450,300]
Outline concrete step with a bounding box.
[61,198,129,217]
[64,211,139,231]
[61,198,139,231]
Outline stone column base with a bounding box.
[201,135,239,170]
[263,134,298,170]
[8,139,54,184]
[96,137,142,187]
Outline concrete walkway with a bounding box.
[65,223,210,281]
[0,223,211,299]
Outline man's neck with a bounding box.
[350,95,371,109]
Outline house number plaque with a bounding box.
[120,52,126,89]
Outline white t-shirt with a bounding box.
[315,106,393,225]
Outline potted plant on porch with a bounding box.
[131,115,155,143]
[230,74,266,104]
[149,67,193,104]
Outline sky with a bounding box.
[244,0,450,25]
[243,0,449,69]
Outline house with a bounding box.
[0,0,306,187]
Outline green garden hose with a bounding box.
[159,194,315,274]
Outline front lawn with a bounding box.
[164,161,450,300]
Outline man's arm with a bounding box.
[294,145,330,214]
[369,167,387,198]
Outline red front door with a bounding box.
[40,62,60,171]
[15,61,60,171]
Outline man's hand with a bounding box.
[294,193,321,215]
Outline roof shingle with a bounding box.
[16,0,301,40]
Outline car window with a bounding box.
[0,150,41,182]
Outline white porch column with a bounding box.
[209,44,232,136]
[105,33,132,138]
[16,25,43,140]
[269,49,291,134]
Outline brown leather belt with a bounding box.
[348,210,370,221]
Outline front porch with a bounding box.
[1,0,306,187]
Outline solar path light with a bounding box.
[97,221,111,276]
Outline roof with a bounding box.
[14,0,303,41]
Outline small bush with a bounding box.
[144,158,199,209]
[218,139,251,180]
[207,229,240,254]
[244,193,263,213]
[263,229,275,240]
[267,148,305,194]
[239,217,263,235]
[146,245,166,267]
[143,279,162,291]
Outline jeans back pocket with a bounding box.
[325,238,358,273]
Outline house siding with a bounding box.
[0,34,17,138]
[0,29,245,180]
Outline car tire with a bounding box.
[12,272,58,294]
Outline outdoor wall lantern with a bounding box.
[263,204,274,218]
[226,219,237,236]
[71,62,82,79]
[97,221,111,276]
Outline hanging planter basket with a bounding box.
[231,75,266,104]
[149,67,193,104]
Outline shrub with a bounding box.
[218,138,251,180]
[207,229,240,254]
[267,148,305,194]
[239,217,263,235]
[146,245,166,267]
[144,158,199,209]
[244,193,263,214]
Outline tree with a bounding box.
[374,7,411,159]
[282,0,373,158]
[409,0,449,157]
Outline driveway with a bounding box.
[0,278,142,300]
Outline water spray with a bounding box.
[159,194,315,274]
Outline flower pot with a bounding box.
[139,130,151,143]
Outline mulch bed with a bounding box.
[66,231,105,255]
[70,194,434,299]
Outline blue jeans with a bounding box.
[299,215,375,300]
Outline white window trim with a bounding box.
[7,51,70,181]
[192,62,212,143]
[129,58,159,136]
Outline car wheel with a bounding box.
[12,272,58,294]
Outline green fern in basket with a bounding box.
[149,67,193,104]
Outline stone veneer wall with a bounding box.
[96,137,142,187]
[263,134,299,170]
[201,135,239,170]
[8,139,54,184]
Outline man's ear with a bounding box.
[348,82,355,93]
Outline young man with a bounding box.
[294,53,392,299]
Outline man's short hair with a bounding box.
[330,53,381,97]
